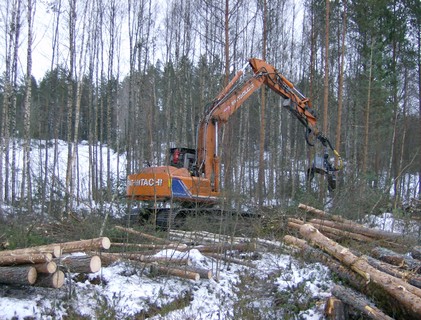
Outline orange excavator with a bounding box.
[127,58,342,226]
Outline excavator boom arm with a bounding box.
[196,58,341,192]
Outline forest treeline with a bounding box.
[0,0,420,217]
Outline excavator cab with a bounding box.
[307,153,337,191]
[169,148,196,172]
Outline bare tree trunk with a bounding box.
[20,0,34,213]
[323,0,330,135]
[362,41,374,176]
[394,68,408,208]
[258,0,267,207]
[10,0,22,205]
[0,0,16,205]
[335,0,347,175]
[65,0,76,217]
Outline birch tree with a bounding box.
[20,0,35,212]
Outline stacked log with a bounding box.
[0,266,37,285]
[371,247,420,272]
[0,237,111,289]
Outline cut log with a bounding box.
[139,255,191,265]
[112,242,187,250]
[412,246,421,260]
[287,217,371,241]
[299,224,421,318]
[284,235,368,289]
[96,253,121,266]
[324,296,346,320]
[150,264,200,281]
[331,284,394,320]
[180,266,212,279]
[205,252,255,268]
[169,229,248,245]
[287,220,340,241]
[284,235,419,318]
[187,242,256,253]
[310,221,374,242]
[0,266,37,285]
[115,226,170,244]
[59,237,111,253]
[0,253,52,266]
[371,247,420,272]
[58,255,101,273]
[0,245,61,258]
[298,203,354,224]
[32,261,57,274]
[98,252,192,266]
[35,270,65,288]
[310,218,402,241]
[365,255,421,289]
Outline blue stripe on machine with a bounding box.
[171,178,191,197]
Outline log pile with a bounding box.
[0,237,111,289]
[286,203,421,319]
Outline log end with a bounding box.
[52,246,62,258]
[101,237,111,250]
[28,266,37,285]
[51,270,65,288]
[90,255,102,273]
[46,261,58,274]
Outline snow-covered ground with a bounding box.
[0,246,332,319]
